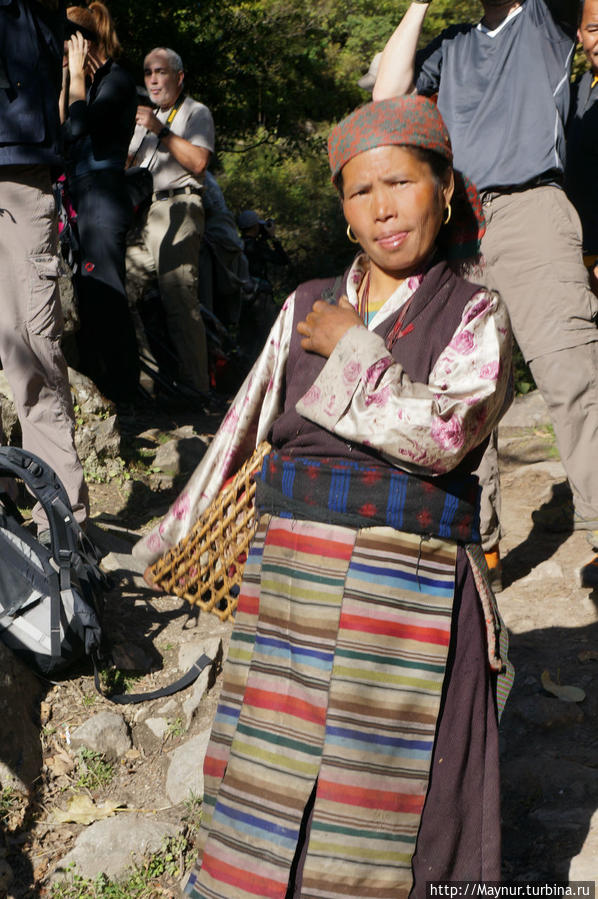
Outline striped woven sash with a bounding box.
[256,452,481,544]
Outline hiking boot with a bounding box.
[484,546,503,593]
[531,502,598,534]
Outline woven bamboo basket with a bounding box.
[147,441,271,621]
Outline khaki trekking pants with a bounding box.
[0,165,89,527]
[126,192,209,393]
[477,185,598,547]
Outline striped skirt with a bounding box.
[185,515,502,899]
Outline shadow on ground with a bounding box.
[502,481,574,589]
[500,610,598,880]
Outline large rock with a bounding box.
[0,368,120,464]
[165,731,211,805]
[67,367,111,418]
[0,374,20,444]
[500,389,552,430]
[517,560,564,585]
[180,638,222,727]
[153,430,208,479]
[53,814,178,883]
[0,642,42,794]
[70,711,131,761]
[75,415,120,463]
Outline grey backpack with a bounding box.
[0,446,213,703]
[0,446,106,677]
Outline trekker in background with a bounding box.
[0,0,88,536]
[61,2,140,405]
[126,47,215,402]
[237,209,290,362]
[199,172,251,329]
[237,209,290,283]
[566,0,598,295]
[374,0,598,586]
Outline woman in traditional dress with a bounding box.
[135,96,514,897]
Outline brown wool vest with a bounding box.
[269,260,487,475]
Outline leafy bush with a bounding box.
[218,131,356,298]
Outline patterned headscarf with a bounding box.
[328,96,485,262]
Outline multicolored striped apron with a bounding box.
[186,514,468,899]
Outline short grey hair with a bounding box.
[147,47,184,74]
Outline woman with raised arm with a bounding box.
[137,96,514,897]
[61,2,139,403]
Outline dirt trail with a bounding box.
[496,397,598,882]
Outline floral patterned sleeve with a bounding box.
[296,289,512,475]
[132,294,296,566]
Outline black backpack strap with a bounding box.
[93,653,214,705]
[0,491,24,524]
[0,447,80,557]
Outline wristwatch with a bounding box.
[157,125,171,141]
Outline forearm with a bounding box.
[296,291,513,476]
[67,71,86,105]
[161,132,210,178]
[373,1,430,100]
[59,67,69,124]
[136,104,212,178]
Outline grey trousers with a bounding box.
[126,192,209,393]
[477,186,598,547]
[0,165,89,527]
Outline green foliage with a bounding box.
[165,716,186,740]
[82,454,130,485]
[0,787,17,826]
[183,790,203,836]
[218,132,354,294]
[513,342,536,396]
[74,748,115,791]
[103,0,587,343]
[100,668,142,696]
[108,0,482,149]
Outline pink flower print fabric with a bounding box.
[431,415,465,452]
[296,284,512,476]
[450,329,475,355]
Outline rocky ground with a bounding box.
[0,389,597,897]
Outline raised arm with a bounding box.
[373,1,431,100]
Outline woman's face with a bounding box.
[341,144,454,281]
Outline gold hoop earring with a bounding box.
[346,224,360,244]
[443,203,452,226]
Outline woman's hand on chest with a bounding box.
[297,295,364,358]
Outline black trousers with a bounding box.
[69,169,139,402]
